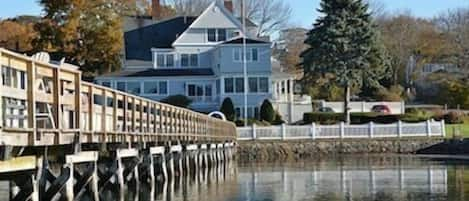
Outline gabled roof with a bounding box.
[223,37,269,44]
[99,68,215,78]
[124,16,197,61]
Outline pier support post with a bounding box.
[64,151,99,201]
[98,149,140,201]
[199,144,208,170]
[169,145,182,178]
[186,144,198,176]
[150,146,167,182]
[0,156,39,201]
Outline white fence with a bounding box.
[237,120,445,140]
[319,101,406,114]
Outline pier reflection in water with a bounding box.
[121,155,469,201]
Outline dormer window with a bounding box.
[207,28,227,42]
[155,53,174,68]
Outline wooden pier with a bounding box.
[0,48,237,201]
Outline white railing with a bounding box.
[237,120,446,140]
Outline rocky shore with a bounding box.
[236,138,445,162]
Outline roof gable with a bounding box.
[189,2,243,29]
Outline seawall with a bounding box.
[236,138,445,162]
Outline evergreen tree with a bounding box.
[220,98,236,122]
[260,99,275,123]
[301,0,390,123]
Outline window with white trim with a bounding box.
[233,48,259,62]
[181,54,198,67]
[207,28,227,42]
[187,83,212,101]
[155,53,174,68]
[248,77,269,93]
[143,81,168,95]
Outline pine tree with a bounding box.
[301,0,390,123]
[220,98,236,122]
[260,99,275,123]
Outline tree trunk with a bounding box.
[343,85,351,124]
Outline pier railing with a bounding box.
[237,120,445,140]
[0,48,237,146]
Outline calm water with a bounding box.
[3,155,469,201]
[142,155,469,201]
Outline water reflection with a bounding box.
[138,155,469,201]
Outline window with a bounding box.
[234,49,241,61]
[259,77,269,93]
[235,78,244,93]
[159,81,168,95]
[166,55,174,67]
[157,55,165,67]
[181,54,189,67]
[190,54,198,66]
[249,77,258,93]
[127,82,141,95]
[156,53,174,68]
[235,107,241,118]
[181,54,198,67]
[205,85,212,97]
[252,48,258,61]
[224,78,234,93]
[233,48,259,62]
[143,81,167,95]
[102,82,111,88]
[144,82,158,94]
[117,82,126,91]
[218,29,226,41]
[207,28,226,42]
[208,29,216,42]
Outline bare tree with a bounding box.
[434,8,469,70]
[168,0,212,16]
[234,0,292,37]
[165,0,292,37]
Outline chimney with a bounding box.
[152,0,161,20]
[224,0,233,13]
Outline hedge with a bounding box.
[303,112,451,125]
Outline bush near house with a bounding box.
[220,98,236,121]
[303,109,464,125]
[160,95,192,108]
[260,99,275,123]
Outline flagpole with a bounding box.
[242,0,248,127]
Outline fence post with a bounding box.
[281,124,286,140]
[426,119,432,137]
[340,122,345,139]
[252,124,257,140]
[397,120,402,138]
[369,122,374,138]
[311,123,316,140]
[440,120,446,137]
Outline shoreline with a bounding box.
[235,138,446,162]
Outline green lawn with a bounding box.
[445,123,469,138]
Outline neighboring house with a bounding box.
[95,1,277,120]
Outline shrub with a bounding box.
[220,98,236,121]
[272,112,285,125]
[235,119,271,127]
[444,112,464,124]
[303,112,343,124]
[160,95,192,108]
[260,99,275,123]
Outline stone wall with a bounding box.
[236,138,444,162]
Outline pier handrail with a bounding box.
[0,48,237,146]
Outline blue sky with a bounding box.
[1,0,469,28]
